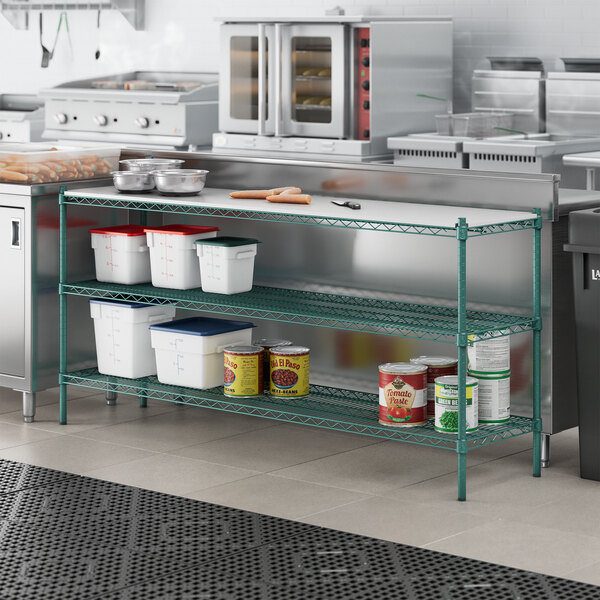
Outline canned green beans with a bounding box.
[434,375,479,434]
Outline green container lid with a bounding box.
[195,236,261,247]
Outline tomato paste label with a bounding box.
[379,371,426,426]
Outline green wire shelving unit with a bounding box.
[58,187,543,501]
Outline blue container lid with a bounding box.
[149,316,255,336]
[89,298,151,309]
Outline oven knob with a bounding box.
[363,100,370,110]
[0,132,3,140]
[135,117,150,129]
[361,56,370,67]
[94,114,108,126]
[361,80,370,91]
[54,113,68,125]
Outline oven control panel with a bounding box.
[357,27,370,141]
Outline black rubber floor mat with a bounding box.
[0,462,598,600]
[0,459,76,495]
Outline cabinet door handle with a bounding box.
[11,218,21,249]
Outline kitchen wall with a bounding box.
[0,0,598,111]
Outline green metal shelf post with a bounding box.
[59,189,68,425]
[532,208,543,477]
[138,209,148,409]
[456,218,469,501]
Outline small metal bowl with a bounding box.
[112,170,155,193]
[152,169,209,196]
[120,158,185,173]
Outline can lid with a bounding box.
[253,339,293,348]
[379,362,427,375]
[89,224,146,236]
[270,345,310,355]
[143,224,219,235]
[410,356,458,367]
[223,345,263,354]
[435,375,478,386]
[195,236,261,247]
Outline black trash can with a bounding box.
[565,206,600,481]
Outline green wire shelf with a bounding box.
[61,280,535,342]
[62,191,539,237]
[61,368,534,450]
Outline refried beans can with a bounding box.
[253,338,293,392]
[434,375,479,433]
[378,363,427,426]
[270,346,309,398]
[410,356,458,419]
[223,345,263,398]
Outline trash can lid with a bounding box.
[89,225,146,236]
[149,316,255,336]
[143,224,219,236]
[88,298,151,309]
[194,236,261,247]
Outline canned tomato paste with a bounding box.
[378,363,427,426]
[223,345,263,398]
[270,346,309,398]
[253,338,293,391]
[434,375,478,433]
[410,356,458,419]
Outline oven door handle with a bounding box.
[257,22,267,136]
[274,22,283,137]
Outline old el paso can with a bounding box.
[223,345,263,398]
[253,338,293,391]
[379,363,427,426]
[270,346,309,397]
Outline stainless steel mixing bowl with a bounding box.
[112,170,155,193]
[120,158,184,172]
[152,169,209,196]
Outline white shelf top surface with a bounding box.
[65,186,536,230]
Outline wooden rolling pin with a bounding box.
[266,193,312,205]
[230,186,301,199]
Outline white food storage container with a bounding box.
[144,224,219,290]
[90,299,176,378]
[149,316,255,389]
[195,236,261,295]
[90,225,151,285]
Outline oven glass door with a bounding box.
[282,24,347,139]
[219,24,276,134]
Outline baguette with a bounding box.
[0,170,28,182]
[267,193,312,204]
[230,186,301,199]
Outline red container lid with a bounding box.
[89,224,147,236]
[143,224,219,236]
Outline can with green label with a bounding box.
[434,375,479,434]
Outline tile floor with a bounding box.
[1,385,599,588]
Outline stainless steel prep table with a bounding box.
[116,150,600,466]
[0,179,117,421]
[563,151,600,190]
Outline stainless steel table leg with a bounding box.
[541,433,550,468]
[106,391,118,406]
[22,391,35,423]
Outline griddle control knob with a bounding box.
[135,117,150,129]
[0,132,3,140]
[94,114,108,126]
[54,113,68,125]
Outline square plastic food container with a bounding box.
[90,225,151,284]
[90,299,176,378]
[0,143,119,184]
[144,224,219,290]
[149,316,255,389]
[195,236,261,294]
